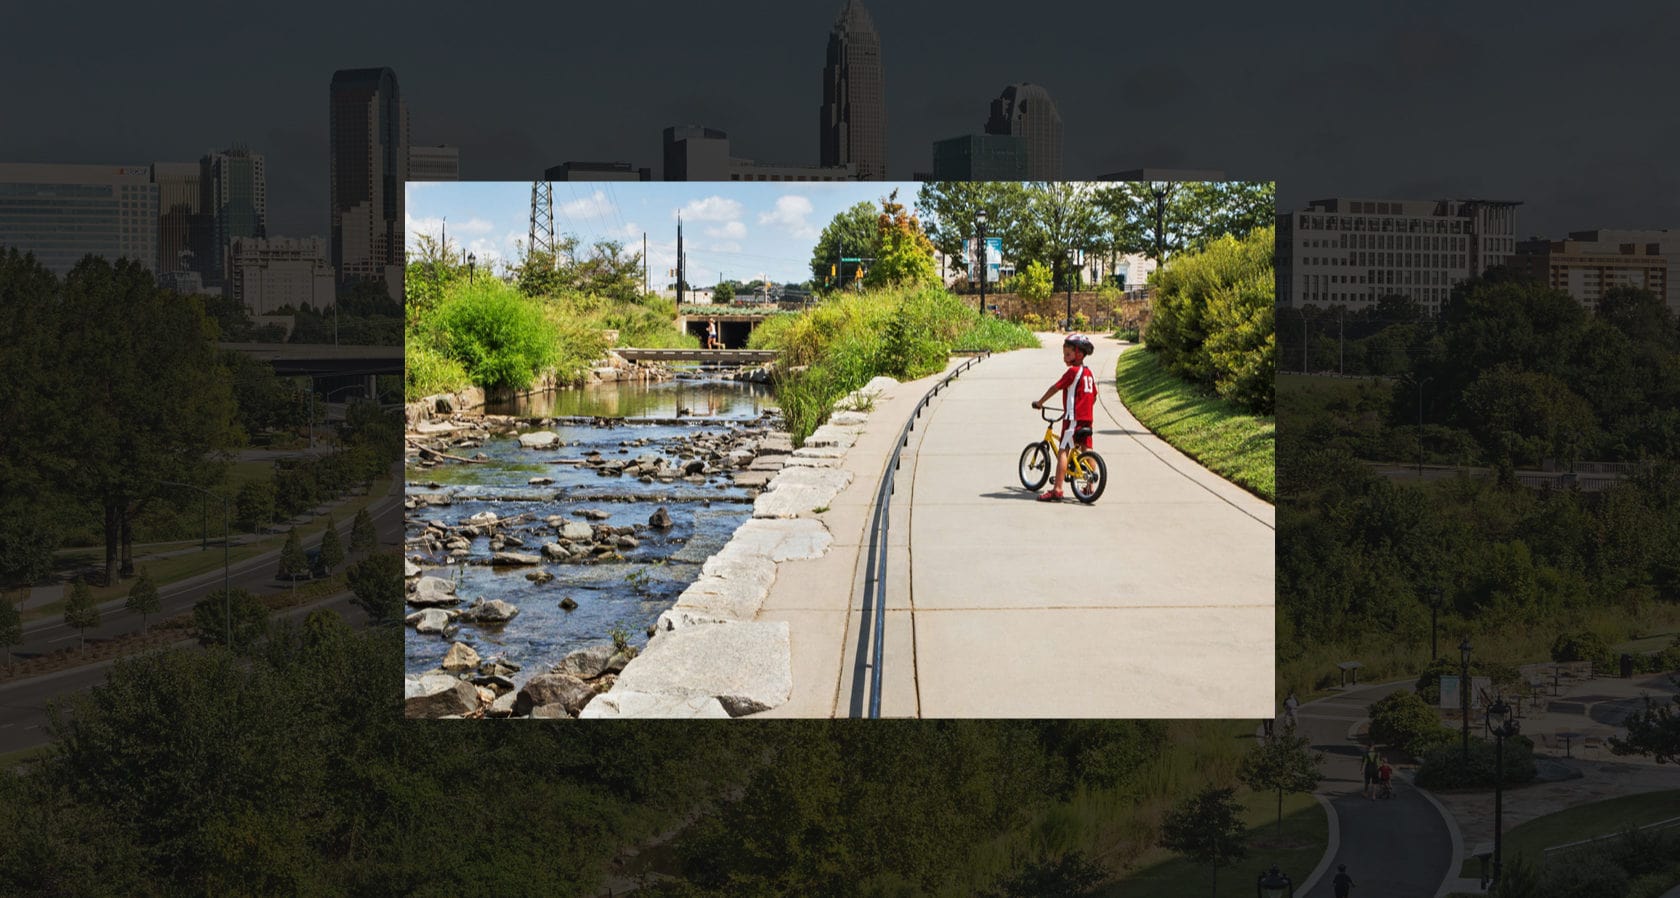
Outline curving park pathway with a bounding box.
[758,332,1274,718]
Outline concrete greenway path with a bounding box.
[758,332,1275,718]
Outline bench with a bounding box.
[1337,661,1364,688]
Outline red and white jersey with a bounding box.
[1051,363,1097,423]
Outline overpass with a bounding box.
[613,347,777,365]
[219,343,404,377]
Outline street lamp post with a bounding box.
[1256,865,1293,897]
[1460,637,1473,762]
[1429,586,1443,661]
[976,210,988,317]
[1417,375,1435,476]
[1486,696,1520,892]
[159,480,230,647]
[1065,248,1080,331]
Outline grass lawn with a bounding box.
[1113,346,1275,502]
[1457,789,1680,877]
[1098,790,1326,897]
[0,744,52,772]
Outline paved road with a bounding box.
[1294,683,1458,898]
[881,334,1275,718]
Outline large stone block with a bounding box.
[608,621,793,717]
[577,690,731,719]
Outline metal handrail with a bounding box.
[857,350,992,718]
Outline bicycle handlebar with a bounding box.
[1034,404,1066,423]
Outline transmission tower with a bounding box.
[529,180,555,262]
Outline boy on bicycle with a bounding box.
[1030,333,1097,502]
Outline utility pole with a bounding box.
[643,233,648,296]
[1302,313,1309,373]
[676,214,684,306]
[1338,308,1345,375]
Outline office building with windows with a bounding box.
[201,146,267,288]
[819,1,887,180]
[330,67,408,298]
[984,83,1062,180]
[662,126,856,181]
[546,161,650,181]
[1278,197,1521,316]
[408,145,459,182]
[230,236,336,315]
[931,134,1028,180]
[0,163,158,276]
[1514,230,1674,314]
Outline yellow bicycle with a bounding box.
[1018,405,1107,503]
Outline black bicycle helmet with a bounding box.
[1063,333,1094,357]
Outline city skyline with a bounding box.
[4,4,1675,244]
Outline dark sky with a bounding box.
[5,1,1676,240]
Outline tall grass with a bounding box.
[754,287,1036,444]
[1115,346,1276,501]
[547,291,699,349]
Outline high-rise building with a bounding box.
[1278,197,1521,316]
[1514,230,1676,314]
[985,83,1062,180]
[330,67,408,298]
[230,236,336,315]
[819,1,886,180]
[0,164,158,276]
[409,145,459,181]
[200,146,267,288]
[151,161,209,276]
[663,126,857,181]
[931,134,1028,180]
[546,161,651,181]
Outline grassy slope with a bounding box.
[1113,346,1275,502]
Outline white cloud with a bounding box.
[758,195,817,238]
[704,221,748,241]
[676,196,743,222]
[558,190,616,220]
[708,241,743,254]
[454,217,494,235]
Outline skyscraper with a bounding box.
[0,164,158,276]
[985,83,1063,180]
[151,161,208,276]
[200,146,267,287]
[330,67,407,297]
[819,1,886,180]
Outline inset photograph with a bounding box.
[402,179,1276,719]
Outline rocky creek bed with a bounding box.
[402,378,796,719]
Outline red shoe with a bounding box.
[1037,490,1064,502]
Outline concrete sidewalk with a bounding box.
[756,333,1275,718]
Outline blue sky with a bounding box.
[406,181,923,288]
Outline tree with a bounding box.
[350,507,378,554]
[0,597,20,668]
[317,516,345,575]
[1237,732,1323,834]
[125,568,161,635]
[192,588,268,653]
[1610,683,1680,764]
[347,553,404,624]
[1094,180,1274,264]
[982,851,1106,898]
[278,528,308,582]
[1159,787,1248,897]
[236,479,277,533]
[862,189,940,290]
[713,280,735,303]
[914,182,1030,283]
[809,201,881,290]
[1013,182,1105,291]
[63,577,100,652]
[1013,260,1054,302]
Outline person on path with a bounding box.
[1361,746,1382,799]
[1030,333,1097,502]
[1283,691,1299,729]
[706,319,719,349]
[1333,864,1355,897]
[1377,757,1394,798]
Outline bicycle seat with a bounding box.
[1073,426,1093,441]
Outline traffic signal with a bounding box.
[830,263,837,277]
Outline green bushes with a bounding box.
[1146,226,1276,414]
[1552,630,1615,674]
[754,287,1036,444]
[428,281,560,390]
[1368,690,1456,759]
[1414,734,1536,789]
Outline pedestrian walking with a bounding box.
[1283,691,1299,729]
[1333,864,1355,897]
[1361,745,1382,799]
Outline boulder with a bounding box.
[471,674,517,694]
[559,597,579,611]
[514,673,596,717]
[575,508,612,521]
[555,644,614,679]
[489,552,542,566]
[560,521,594,541]
[463,598,519,624]
[487,691,519,718]
[577,691,730,719]
[648,507,674,530]
[541,542,572,560]
[404,560,422,578]
[518,431,560,449]
[609,621,793,717]
[528,705,571,719]
[525,570,555,584]
[464,511,498,527]
[405,674,479,718]
[408,576,460,607]
[617,536,640,550]
[527,477,554,485]
[441,641,481,672]
[406,608,449,634]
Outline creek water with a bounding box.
[404,375,778,684]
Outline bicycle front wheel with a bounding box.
[1070,450,1107,504]
[1018,441,1052,491]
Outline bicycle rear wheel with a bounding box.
[1018,441,1052,491]
[1070,450,1107,504]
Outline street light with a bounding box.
[976,210,988,317]
[1416,375,1435,476]
[1460,636,1474,761]
[158,480,230,647]
[1486,695,1521,892]
[1257,865,1293,897]
[467,252,476,284]
[1065,248,1083,331]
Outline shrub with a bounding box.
[1014,260,1053,302]
[1113,327,1140,343]
[1551,630,1615,675]
[1146,226,1275,414]
[1540,851,1631,898]
[1415,734,1536,789]
[404,332,470,402]
[429,280,560,391]
[1368,690,1457,759]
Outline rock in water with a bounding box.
[514,673,595,717]
[555,645,614,679]
[489,552,542,566]
[649,507,673,530]
[406,608,450,634]
[560,522,594,541]
[408,576,460,607]
[518,431,560,449]
[559,597,579,611]
[441,641,481,671]
[464,598,520,624]
[405,674,479,718]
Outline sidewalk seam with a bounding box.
[1299,792,1340,896]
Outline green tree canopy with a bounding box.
[1238,732,1323,833]
[63,577,100,652]
[0,598,20,667]
[809,201,881,290]
[278,528,308,580]
[125,568,162,635]
[318,516,345,575]
[1158,786,1248,897]
[862,189,940,291]
[192,588,268,653]
[347,553,404,624]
